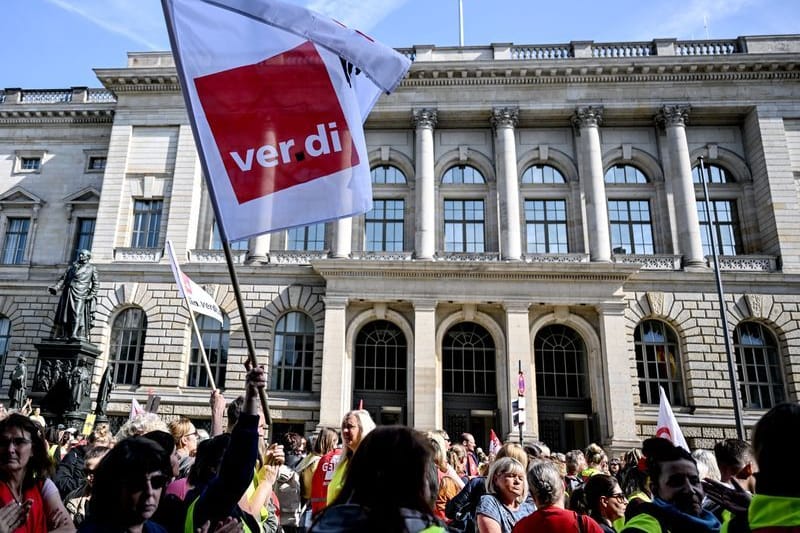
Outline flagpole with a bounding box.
[161,0,272,426]
[458,0,464,46]
[698,156,745,440]
[185,307,218,391]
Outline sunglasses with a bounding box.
[127,474,169,492]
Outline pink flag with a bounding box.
[162,0,411,241]
[656,386,689,451]
[489,429,502,456]
[129,398,146,421]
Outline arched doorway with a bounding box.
[352,320,408,425]
[534,324,593,451]
[442,322,498,449]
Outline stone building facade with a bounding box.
[1,35,799,451]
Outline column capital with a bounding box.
[412,108,438,130]
[413,299,437,312]
[322,296,348,309]
[571,105,604,129]
[503,301,531,314]
[491,106,519,129]
[655,104,691,128]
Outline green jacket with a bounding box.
[748,494,800,531]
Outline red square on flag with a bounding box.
[194,41,360,204]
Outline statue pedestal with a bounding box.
[33,339,101,421]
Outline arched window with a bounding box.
[187,314,230,388]
[443,322,496,395]
[734,322,785,409]
[693,163,742,256]
[635,320,683,405]
[535,325,587,398]
[521,164,566,184]
[604,164,648,184]
[371,165,407,184]
[354,320,407,392]
[271,312,314,392]
[442,165,486,184]
[0,316,10,368]
[109,308,147,386]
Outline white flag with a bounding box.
[162,0,411,241]
[129,398,146,421]
[656,385,689,451]
[166,240,223,324]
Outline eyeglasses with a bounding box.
[608,493,627,502]
[0,437,31,448]
[127,474,169,492]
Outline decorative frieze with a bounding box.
[522,253,590,264]
[269,250,329,265]
[612,254,682,270]
[188,249,247,264]
[713,255,778,272]
[113,247,163,262]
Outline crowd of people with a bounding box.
[0,375,796,533]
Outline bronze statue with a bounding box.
[7,354,26,409]
[48,249,99,341]
[68,359,90,412]
[95,366,114,417]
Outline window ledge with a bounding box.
[612,253,682,270]
[188,248,247,264]
[709,255,778,272]
[270,250,329,264]
[113,247,163,262]
[523,253,590,264]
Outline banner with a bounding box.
[656,385,689,451]
[162,0,412,241]
[166,240,223,324]
[489,429,502,456]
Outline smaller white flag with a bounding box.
[489,429,502,456]
[166,240,223,324]
[129,398,146,421]
[656,386,689,451]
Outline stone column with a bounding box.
[247,234,270,263]
[504,302,537,441]
[413,109,438,260]
[318,297,350,429]
[331,218,352,258]
[572,106,611,262]
[598,304,640,450]
[657,105,706,269]
[412,300,438,430]
[493,107,522,261]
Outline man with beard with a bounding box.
[621,438,720,533]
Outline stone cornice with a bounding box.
[0,109,114,125]
[655,104,691,128]
[94,69,181,93]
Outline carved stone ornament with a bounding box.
[571,106,604,129]
[646,291,665,316]
[491,107,519,129]
[656,104,691,128]
[412,108,438,129]
[744,294,764,319]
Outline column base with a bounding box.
[683,260,709,272]
[245,254,269,265]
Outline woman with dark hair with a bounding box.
[310,425,446,533]
[584,474,627,532]
[0,413,73,532]
[78,437,171,532]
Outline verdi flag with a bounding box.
[166,240,224,324]
[162,0,412,241]
[656,385,689,452]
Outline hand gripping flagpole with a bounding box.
[162,0,272,428]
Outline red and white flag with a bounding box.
[656,385,689,451]
[166,240,223,324]
[162,0,411,241]
[129,398,146,421]
[489,429,502,456]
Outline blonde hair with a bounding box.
[426,431,448,470]
[497,442,528,470]
[486,457,528,504]
[585,443,607,467]
[342,410,375,454]
[168,417,195,449]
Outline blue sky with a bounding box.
[2,0,798,89]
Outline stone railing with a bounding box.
[1,87,117,105]
[511,44,571,60]
[612,254,682,270]
[350,251,414,261]
[592,42,653,58]
[188,249,247,264]
[20,90,73,103]
[438,252,501,262]
[113,247,163,262]
[676,40,739,56]
[87,89,117,103]
[269,250,329,265]
[523,253,590,263]
[710,255,778,272]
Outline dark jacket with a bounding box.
[54,444,87,499]
[310,504,445,533]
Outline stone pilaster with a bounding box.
[504,302,537,441]
[492,107,522,261]
[413,299,438,430]
[331,218,352,258]
[598,304,640,449]
[413,109,438,260]
[318,297,349,428]
[572,106,611,262]
[657,104,706,269]
[165,125,203,259]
